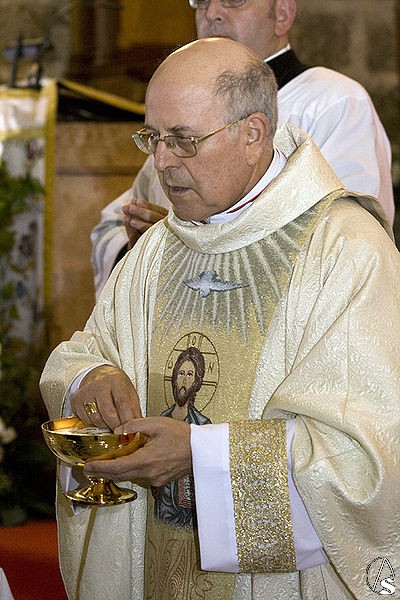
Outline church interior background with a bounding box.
[0,1,398,599]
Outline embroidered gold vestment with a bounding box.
[144,193,338,598]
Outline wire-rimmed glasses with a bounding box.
[189,0,246,8]
[132,117,246,158]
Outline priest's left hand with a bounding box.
[83,416,192,487]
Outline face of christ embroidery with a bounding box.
[163,346,212,425]
[163,333,219,415]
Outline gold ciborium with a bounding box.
[42,416,148,506]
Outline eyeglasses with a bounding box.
[189,0,246,8]
[132,118,246,158]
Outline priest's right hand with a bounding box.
[71,365,142,432]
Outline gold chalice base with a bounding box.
[42,416,148,506]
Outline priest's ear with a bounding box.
[273,0,297,38]
[243,112,271,166]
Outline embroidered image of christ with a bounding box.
[153,346,211,528]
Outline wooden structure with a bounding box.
[51,120,145,348]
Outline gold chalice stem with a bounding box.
[65,477,137,506]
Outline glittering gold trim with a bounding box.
[58,79,145,115]
[230,419,296,573]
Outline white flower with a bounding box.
[0,417,17,445]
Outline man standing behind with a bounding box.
[91,0,394,297]
[41,37,399,600]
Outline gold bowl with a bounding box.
[42,416,148,506]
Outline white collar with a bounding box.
[264,43,291,63]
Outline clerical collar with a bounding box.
[265,46,311,90]
[265,44,291,63]
[193,147,287,226]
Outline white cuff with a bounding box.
[191,423,238,572]
[286,419,326,569]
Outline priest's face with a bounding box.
[195,0,286,60]
[145,51,257,222]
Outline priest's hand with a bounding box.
[83,416,192,487]
[122,198,168,249]
[71,365,142,431]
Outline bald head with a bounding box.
[144,38,278,222]
[151,37,258,87]
[147,38,278,136]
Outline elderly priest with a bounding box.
[40,38,400,600]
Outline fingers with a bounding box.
[84,417,192,487]
[122,198,168,233]
[74,390,115,430]
[71,365,142,431]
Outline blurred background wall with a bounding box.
[0,0,398,171]
[0,1,398,134]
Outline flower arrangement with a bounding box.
[0,155,56,526]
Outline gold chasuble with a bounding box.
[145,195,336,600]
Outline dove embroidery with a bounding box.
[184,269,248,298]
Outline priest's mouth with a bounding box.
[167,184,192,195]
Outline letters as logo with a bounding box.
[366,557,396,596]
